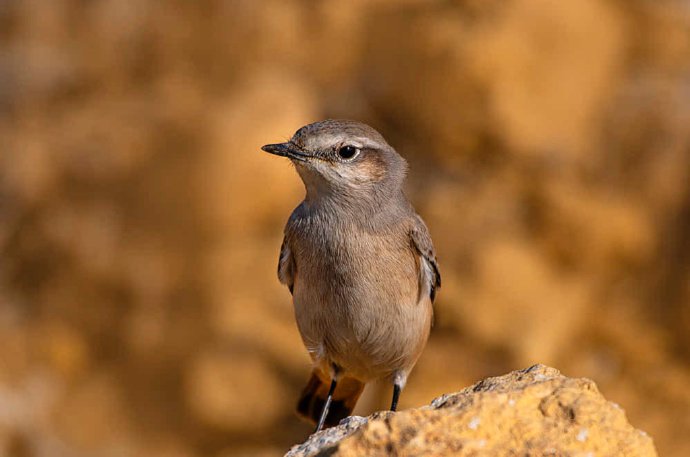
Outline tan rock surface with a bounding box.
[287,365,656,457]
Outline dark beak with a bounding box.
[261,142,309,161]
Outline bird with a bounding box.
[262,119,440,433]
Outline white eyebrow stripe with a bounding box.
[342,136,383,150]
[302,134,384,151]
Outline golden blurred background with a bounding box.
[1,0,689,456]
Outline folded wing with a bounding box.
[409,214,441,303]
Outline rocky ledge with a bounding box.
[286,365,656,457]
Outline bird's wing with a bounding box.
[278,236,295,294]
[409,214,441,303]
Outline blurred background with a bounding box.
[1,0,689,456]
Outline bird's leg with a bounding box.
[315,378,338,433]
[390,383,402,411]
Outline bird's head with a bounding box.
[262,120,408,204]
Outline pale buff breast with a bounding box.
[291,224,432,382]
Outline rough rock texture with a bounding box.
[286,365,656,457]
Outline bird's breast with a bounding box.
[292,222,417,304]
[289,220,427,379]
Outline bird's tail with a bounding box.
[296,370,365,428]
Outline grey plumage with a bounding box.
[263,119,440,429]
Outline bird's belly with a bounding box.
[292,252,430,381]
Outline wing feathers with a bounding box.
[409,215,441,303]
[278,237,295,294]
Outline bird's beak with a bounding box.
[261,142,310,162]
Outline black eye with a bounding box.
[338,145,360,160]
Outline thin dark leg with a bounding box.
[390,383,401,411]
[315,378,338,433]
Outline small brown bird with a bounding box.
[262,120,440,432]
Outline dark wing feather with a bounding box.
[409,214,441,302]
[278,237,295,294]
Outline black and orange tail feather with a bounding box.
[296,370,364,428]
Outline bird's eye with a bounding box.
[338,145,360,160]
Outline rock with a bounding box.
[285,365,656,457]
